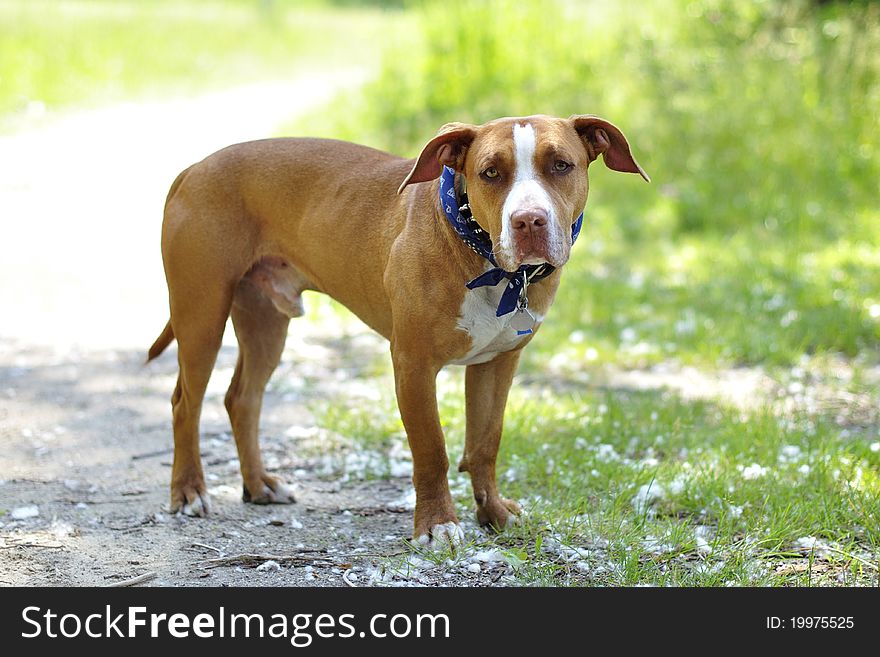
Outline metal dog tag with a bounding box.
[510,306,536,335]
[510,270,536,335]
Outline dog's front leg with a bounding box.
[459,349,523,530]
[391,349,462,547]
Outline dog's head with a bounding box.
[399,115,648,271]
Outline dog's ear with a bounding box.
[397,122,478,194]
[569,115,650,182]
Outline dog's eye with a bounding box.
[553,160,572,173]
[481,166,500,180]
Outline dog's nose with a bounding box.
[510,208,548,233]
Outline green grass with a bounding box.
[313,370,880,586]
[0,0,407,129]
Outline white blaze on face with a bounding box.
[499,122,562,266]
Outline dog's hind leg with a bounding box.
[225,258,305,505]
[168,283,232,517]
[162,187,245,516]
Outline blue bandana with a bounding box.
[439,166,583,317]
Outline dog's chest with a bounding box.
[450,279,544,366]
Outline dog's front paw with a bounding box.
[171,485,211,517]
[414,521,466,551]
[242,475,296,505]
[476,495,521,532]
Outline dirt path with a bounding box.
[0,337,418,587]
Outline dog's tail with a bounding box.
[146,320,175,363]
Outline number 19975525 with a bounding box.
[766,616,854,630]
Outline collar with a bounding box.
[438,165,583,317]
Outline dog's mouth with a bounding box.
[496,238,570,271]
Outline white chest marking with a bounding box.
[451,277,544,366]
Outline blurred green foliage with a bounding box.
[0,0,402,126]
[323,0,879,367]
[342,0,878,240]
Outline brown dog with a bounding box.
[147,114,648,546]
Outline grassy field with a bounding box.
[4,0,877,585]
[309,371,879,586]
